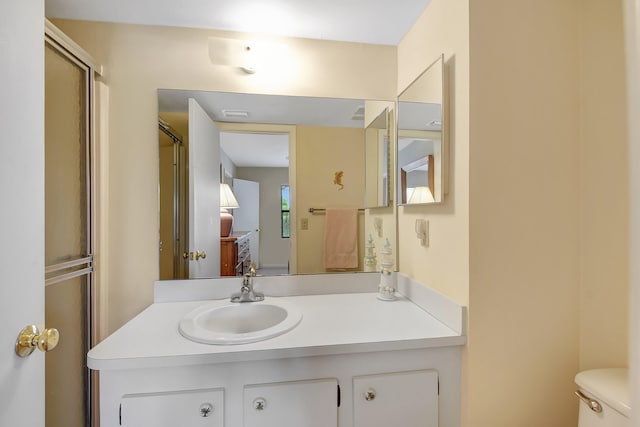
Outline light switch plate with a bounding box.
[415,219,429,247]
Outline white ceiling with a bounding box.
[221,132,289,168]
[45,0,432,46]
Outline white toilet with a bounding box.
[575,368,630,427]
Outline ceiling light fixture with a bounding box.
[208,37,291,76]
[241,44,257,74]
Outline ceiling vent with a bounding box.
[351,106,365,121]
[222,109,250,119]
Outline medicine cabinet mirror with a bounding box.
[397,54,447,205]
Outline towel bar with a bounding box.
[308,208,365,214]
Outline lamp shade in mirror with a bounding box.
[220,183,239,237]
[408,186,435,204]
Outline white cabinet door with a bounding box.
[120,388,224,427]
[353,370,438,427]
[244,379,338,427]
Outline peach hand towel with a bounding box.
[323,208,358,269]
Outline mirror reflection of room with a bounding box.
[158,91,395,279]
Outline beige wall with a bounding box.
[397,0,470,305]
[397,1,473,424]
[468,1,581,425]
[54,20,396,333]
[397,0,628,426]
[578,0,629,370]
[236,167,290,268]
[295,125,366,273]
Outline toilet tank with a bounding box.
[575,368,630,427]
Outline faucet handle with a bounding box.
[232,269,264,303]
[250,262,256,276]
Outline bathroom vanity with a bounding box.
[89,273,466,427]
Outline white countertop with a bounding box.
[88,292,465,371]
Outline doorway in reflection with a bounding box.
[158,117,292,279]
[223,132,291,276]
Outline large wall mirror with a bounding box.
[158,90,396,280]
[397,54,447,205]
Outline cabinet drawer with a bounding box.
[237,238,249,254]
[120,388,224,427]
[238,247,249,263]
[237,241,251,276]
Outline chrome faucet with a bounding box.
[231,263,264,303]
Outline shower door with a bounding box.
[44,36,94,427]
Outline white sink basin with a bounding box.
[179,299,303,345]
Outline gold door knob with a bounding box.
[187,251,207,260]
[15,325,60,358]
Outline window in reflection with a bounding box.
[281,185,290,238]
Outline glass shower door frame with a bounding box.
[44,32,95,427]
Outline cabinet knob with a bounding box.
[253,397,266,411]
[199,402,213,417]
[364,388,376,401]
